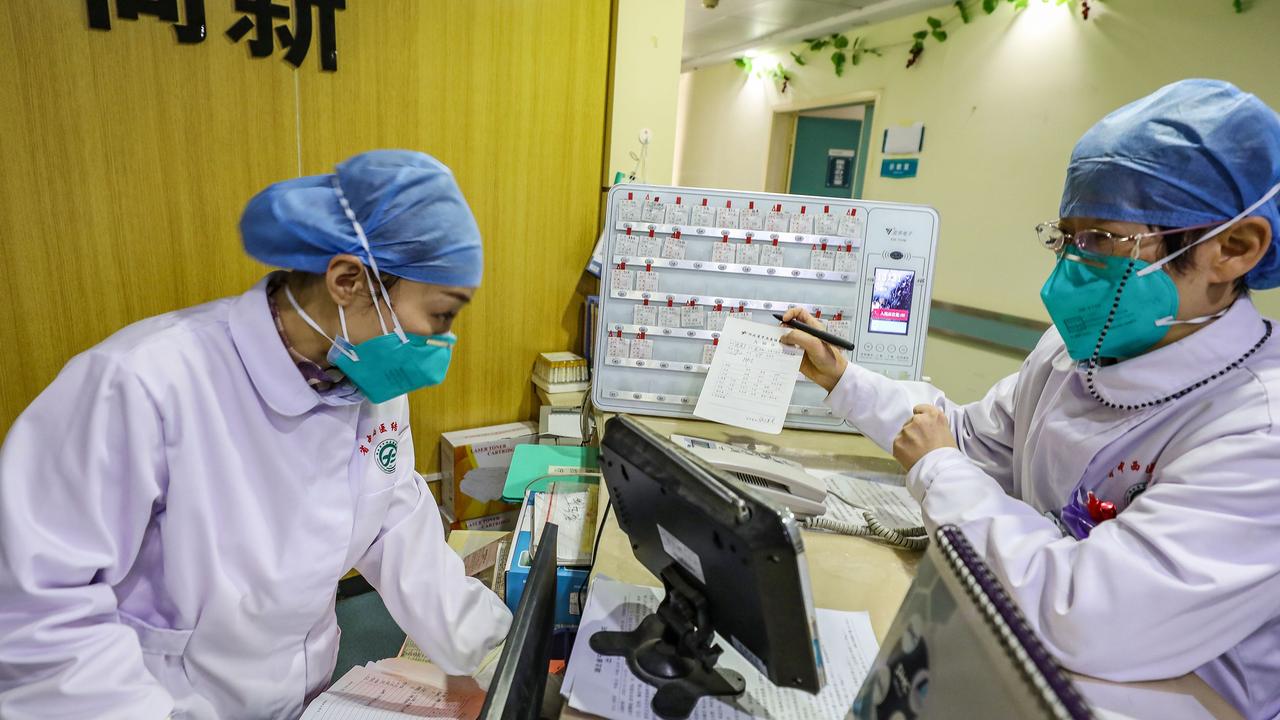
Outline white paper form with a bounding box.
[563,579,879,720]
[532,484,600,565]
[301,664,486,720]
[693,318,803,435]
[807,469,923,531]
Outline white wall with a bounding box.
[674,0,1280,319]
[609,0,685,186]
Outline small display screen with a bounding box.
[868,268,915,336]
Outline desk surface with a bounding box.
[565,415,1240,719]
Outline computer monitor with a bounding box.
[591,415,825,720]
[479,524,559,720]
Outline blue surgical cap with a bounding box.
[1060,79,1280,289]
[240,150,483,288]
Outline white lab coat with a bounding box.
[0,276,512,719]
[826,297,1280,720]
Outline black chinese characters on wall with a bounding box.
[85,0,347,72]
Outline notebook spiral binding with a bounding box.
[935,526,1095,720]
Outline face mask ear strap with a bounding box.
[1154,306,1231,327]
[284,284,359,362]
[356,262,390,336]
[332,177,409,343]
[1137,180,1280,278]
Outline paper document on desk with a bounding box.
[301,663,486,719]
[808,469,923,530]
[532,483,600,565]
[562,578,878,720]
[694,318,803,434]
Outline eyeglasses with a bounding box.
[1035,220,1220,257]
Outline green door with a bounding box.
[788,115,865,199]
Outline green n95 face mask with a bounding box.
[1039,250,1179,361]
[327,325,455,404]
[285,281,456,404]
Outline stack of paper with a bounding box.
[562,578,880,720]
[300,663,487,720]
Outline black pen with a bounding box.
[773,312,858,351]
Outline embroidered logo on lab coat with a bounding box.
[1106,460,1155,507]
[375,438,398,474]
[357,421,400,474]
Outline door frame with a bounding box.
[765,89,881,199]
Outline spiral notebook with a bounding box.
[851,525,1096,720]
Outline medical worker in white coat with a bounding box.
[784,80,1280,719]
[0,150,513,719]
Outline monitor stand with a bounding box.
[589,566,746,720]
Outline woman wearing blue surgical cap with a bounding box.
[0,150,512,719]
[784,80,1280,719]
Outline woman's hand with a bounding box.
[892,404,958,472]
[777,307,848,392]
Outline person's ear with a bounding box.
[1208,217,1271,286]
[323,254,368,308]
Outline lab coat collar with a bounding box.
[1083,297,1268,407]
[230,275,351,417]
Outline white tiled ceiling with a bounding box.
[683,0,952,69]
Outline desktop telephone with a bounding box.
[671,435,828,517]
[671,434,929,550]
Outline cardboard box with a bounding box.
[439,421,538,527]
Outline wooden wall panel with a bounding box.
[0,1,611,472]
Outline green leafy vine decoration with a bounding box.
[735,0,1249,88]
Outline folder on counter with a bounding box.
[500,445,600,504]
